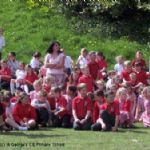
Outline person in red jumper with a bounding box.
[23,64,38,94]
[92,90,105,124]
[92,91,120,131]
[132,51,146,70]
[72,83,92,130]
[88,51,99,80]
[51,87,71,128]
[0,60,12,90]
[13,92,37,129]
[133,62,149,85]
[78,65,94,92]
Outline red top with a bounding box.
[132,59,146,68]
[88,61,99,80]
[121,70,132,81]
[25,71,38,84]
[92,99,105,123]
[96,59,107,70]
[78,75,93,92]
[100,101,120,117]
[116,99,131,112]
[0,67,12,81]
[13,103,37,124]
[72,96,92,120]
[47,96,56,110]
[135,70,149,85]
[56,96,69,118]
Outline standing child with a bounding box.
[78,65,94,92]
[114,55,124,76]
[72,83,92,130]
[76,48,89,68]
[0,28,5,60]
[88,51,99,80]
[30,52,41,73]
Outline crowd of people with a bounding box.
[0,28,150,132]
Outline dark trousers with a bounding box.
[91,110,115,131]
[36,108,49,125]
[73,118,92,130]
[0,80,10,90]
[51,113,72,128]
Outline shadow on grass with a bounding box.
[0,131,68,139]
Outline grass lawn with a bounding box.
[0,123,150,150]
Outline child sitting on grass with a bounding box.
[72,83,92,130]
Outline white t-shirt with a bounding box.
[114,63,124,76]
[15,69,26,80]
[44,53,64,75]
[77,55,89,67]
[30,57,40,69]
[64,56,73,69]
[0,36,5,51]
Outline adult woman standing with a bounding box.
[44,41,65,86]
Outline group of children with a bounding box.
[0,39,150,132]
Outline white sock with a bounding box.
[18,126,28,131]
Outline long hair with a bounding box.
[46,41,60,54]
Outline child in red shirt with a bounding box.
[78,65,94,92]
[13,92,37,129]
[116,87,133,128]
[88,51,99,80]
[72,83,92,130]
[94,91,120,131]
[0,60,12,90]
[92,90,105,124]
[51,87,71,128]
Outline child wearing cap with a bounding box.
[72,83,92,130]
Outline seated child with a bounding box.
[13,92,37,129]
[93,91,119,131]
[31,90,51,127]
[51,87,71,128]
[72,83,92,130]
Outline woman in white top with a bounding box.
[44,41,65,86]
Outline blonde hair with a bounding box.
[33,79,43,88]
[115,55,124,62]
[124,60,131,66]
[116,87,127,98]
[77,83,87,91]
[142,86,150,98]
[43,75,54,84]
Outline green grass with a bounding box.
[0,124,150,150]
[0,0,149,69]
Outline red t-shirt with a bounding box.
[92,99,105,123]
[13,103,37,124]
[78,75,93,92]
[100,101,120,117]
[96,59,107,70]
[132,59,146,68]
[0,67,11,76]
[72,96,92,120]
[135,70,148,85]
[25,71,38,84]
[56,96,69,118]
[88,61,99,80]
[121,70,132,81]
[47,96,56,110]
[116,99,131,112]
